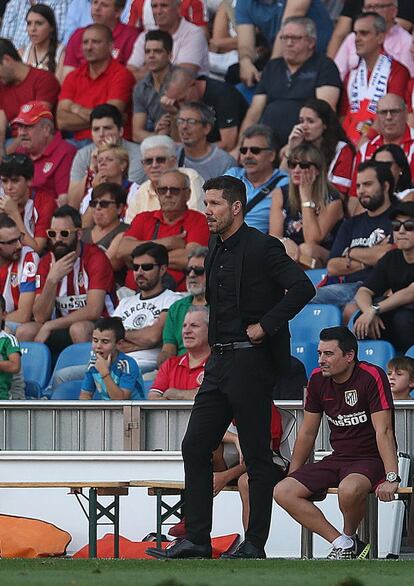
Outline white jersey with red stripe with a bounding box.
[328,140,355,196]
[0,246,39,312]
[36,243,116,318]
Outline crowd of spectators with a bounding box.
[0,0,413,403]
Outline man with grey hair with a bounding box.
[116,168,209,292]
[175,102,236,181]
[239,16,341,147]
[158,245,208,365]
[148,305,210,400]
[225,124,288,234]
[339,12,410,146]
[334,0,414,80]
[12,101,76,205]
[125,134,205,219]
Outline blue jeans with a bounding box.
[310,281,363,310]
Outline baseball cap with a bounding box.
[12,101,54,126]
[389,201,414,220]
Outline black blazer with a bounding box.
[205,224,315,373]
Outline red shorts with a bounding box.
[289,454,385,498]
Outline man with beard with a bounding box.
[0,214,38,332]
[225,124,288,235]
[158,245,208,366]
[311,160,396,322]
[16,205,116,362]
[112,241,181,372]
[146,175,314,560]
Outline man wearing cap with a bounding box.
[13,102,76,206]
[354,201,414,352]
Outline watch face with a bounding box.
[386,472,397,482]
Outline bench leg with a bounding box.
[359,493,378,559]
[301,526,313,559]
[88,488,98,558]
[155,489,185,548]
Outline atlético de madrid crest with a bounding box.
[345,390,358,407]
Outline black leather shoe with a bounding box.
[220,540,266,559]
[146,538,212,560]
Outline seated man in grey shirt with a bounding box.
[68,103,146,209]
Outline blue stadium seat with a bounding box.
[50,381,83,400]
[305,268,327,287]
[290,304,342,344]
[405,345,414,359]
[291,341,318,378]
[20,342,52,399]
[357,340,396,371]
[44,343,93,398]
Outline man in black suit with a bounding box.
[146,176,315,560]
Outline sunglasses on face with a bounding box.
[89,199,117,209]
[132,263,159,271]
[287,159,317,170]
[0,232,25,245]
[184,265,206,276]
[391,220,414,232]
[46,229,78,239]
[157,186,186,196]
[141,156,168,166]
[239,146,272,155]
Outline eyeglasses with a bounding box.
[377,108,404,117]
[141,156,168,166]
[184,265,206,276]
[176,117,204,126]
[2,154,29,165]
[391,220,414,232]
[89,199,117,209]
[132,263,159,271]
[46,229,78,239]
[239,146,272,155]
[364,3,394,10]
[287,159,318,170]
[0,232,25,245]
[157,186,187,196]
[280,34,307,43]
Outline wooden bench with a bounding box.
[301,487,413,560]
[131,480,413,557]
[0,481,130,558]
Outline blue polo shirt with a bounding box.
[82,351,146,400]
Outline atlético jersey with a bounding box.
[0,246,39,312]
[35,243,116,317]
[305,361,394,458]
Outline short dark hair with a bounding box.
[131,241,169,266]
[242,124,279,154]
[83,23,113,43]
[0,38,21,62]
[0,154,34,180]
[357,160,395,195]
[0,213,17,231]
[179,101,216,127]
[0,293,5,313]
[90,103,123,129]
[320,327,358,360]
[203,176,247,214]
[354,12,387,34]
[145,29,173,53]
[94,317,125,342]
[92,182,127,205]
[52,205,82,229]
[373,144,412,193]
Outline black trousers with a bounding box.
[181,346,285,548]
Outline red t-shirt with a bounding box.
[17,132,76,197]
[58,59,135,140]
[151,352,207,394]
[349,125,414,196]
[22,189,57,239]
[128,0,208,27]
[305,362,394,458]
[0,67,60,124]
[64,22,139,68]
[36,243,116,317]
[123,208,209,291]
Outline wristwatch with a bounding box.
[371,304,381,315]
[385,472,401,484]
[302,201,316,209]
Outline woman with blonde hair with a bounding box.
[270,143,344,268]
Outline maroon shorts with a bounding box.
[289,454,385,498]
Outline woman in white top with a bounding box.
[19,4,65,83]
